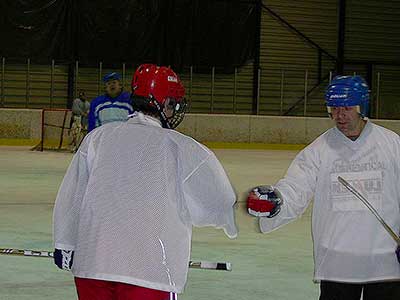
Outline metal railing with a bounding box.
[0,58,399,119]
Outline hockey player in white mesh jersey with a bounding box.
[246,76,400,300]
[53,64,238,300]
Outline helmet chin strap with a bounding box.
[149,97,171,129]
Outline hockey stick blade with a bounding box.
[0,248,232,271]
[338,176,400,246]
[189,261,232,271]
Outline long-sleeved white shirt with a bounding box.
[260,120,400,283]
[53,112,237,293]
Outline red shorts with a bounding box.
[74,277,177,300]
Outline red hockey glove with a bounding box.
[247,185,282,218]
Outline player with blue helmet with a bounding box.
[247,75,400,299]
[324,75,370,140]
[325,75,370,119]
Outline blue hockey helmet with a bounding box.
[325,75,370,118]
[103,72,121,83]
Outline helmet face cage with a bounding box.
[325,75,369,118]
[132,64,186,128]
[166,97,187,129]
[148,96,187,129]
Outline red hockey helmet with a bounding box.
[131,64,186,128]
[132,64,185,105]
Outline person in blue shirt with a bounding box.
[88,72,133,132]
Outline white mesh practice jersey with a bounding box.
[260,120,400,283]
[53,112,238,293]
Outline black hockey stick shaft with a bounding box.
[338,176,400,246]
[0,248,232,271]
[0,248,53,257]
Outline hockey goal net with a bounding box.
[31,108,73,151]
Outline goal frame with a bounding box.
[31,108,72,152]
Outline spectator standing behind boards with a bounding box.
[87,72,133,132]
[70,91,90,151]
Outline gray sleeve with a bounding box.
[72,99,83,115]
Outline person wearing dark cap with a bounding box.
[87,72,133,132]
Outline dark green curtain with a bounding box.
[0,0,259,72]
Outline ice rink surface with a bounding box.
[0,146,318,300]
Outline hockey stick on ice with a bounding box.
[0,248,232,271]
[0,248,54,258]
[188,261,232,271]
[338,176,400,246]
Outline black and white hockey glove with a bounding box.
[396,246,400,264]
[54,249,74,271]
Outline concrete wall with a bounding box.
[1,109,400,145]
[0,109,42,140]
[178,114,400,145]
[0,109,72,146]
[179,114,335,144]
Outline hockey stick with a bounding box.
[188,261,232,271]
[338,176,400,246]
[0,248,53,258]
[0,248,232,271]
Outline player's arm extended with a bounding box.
[248,145,319,233]
[183,152,238,239]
